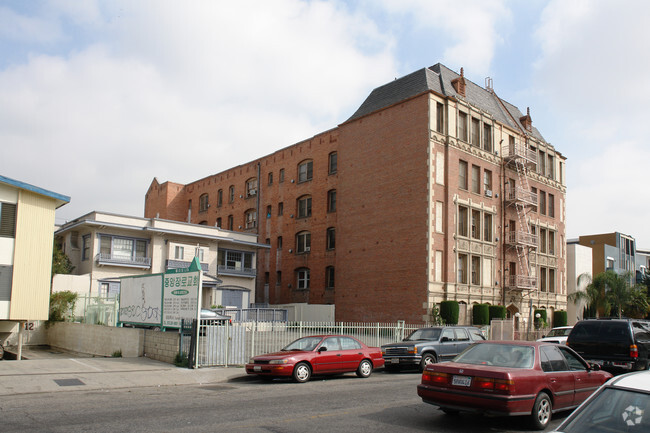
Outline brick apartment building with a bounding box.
[145,63,567,324]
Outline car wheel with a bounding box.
[420,353,437,371]
[530,392,552,430]
[292,362,312,383]
[356,359,373,378]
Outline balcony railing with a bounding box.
[96,253,151,268]
[218,264,256,277]
[166,260,209,272]
[506,231,539,248]
[506,187,537,207]
[502,143,537,166]
[506,275,537,291]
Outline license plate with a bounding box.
[452,375,472,387]
[254,366,262,372]
[390,358,399,364]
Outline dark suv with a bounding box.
[381,326,485,371]
[567,318,650,374]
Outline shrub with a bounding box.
[48,290,78,323]
[472,304,490,325]
[440,301,459,325]
[489,305,507,321]
[553,310,568,327]
[534,309,548,328]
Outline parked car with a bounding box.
[200,309,231,324]
[537,326,573,344]
[381,326,485,371]
[553,370,650,432]
[567,318,650,374]
[417,341,612,430]
[245,335,385,383]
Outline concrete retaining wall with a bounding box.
[143,329,181,364]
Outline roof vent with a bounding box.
[451,67,466,97]
[520,107,533,131]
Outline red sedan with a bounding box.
[417,341,612,430]
[245,335,384,383]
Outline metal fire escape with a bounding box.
[503,139,538,291]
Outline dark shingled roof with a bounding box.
[346,63,546,143]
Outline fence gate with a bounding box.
[195,322,246,367]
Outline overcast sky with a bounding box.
[1,0,649,247]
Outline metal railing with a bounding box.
[96,253,151,268]
[214,308,288,322]
[217,264,256,277]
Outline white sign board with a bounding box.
[118,274,163,326]
[162,268,201,328]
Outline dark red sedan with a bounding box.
[416,341,612,430]
[245,335,384,383]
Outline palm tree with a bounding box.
[568,272,611,318]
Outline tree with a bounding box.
[569,272,613,318]
[52,242,74,278]
[569,270,649,318]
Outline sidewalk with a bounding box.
[0,347,247,396]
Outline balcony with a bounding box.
[218,264,256,278]
[506,187,537,207]
[502,143,537,167]
[96,253,151,269]
[166,260,209,272]
[506,231,539,248]
[506,275,537,291]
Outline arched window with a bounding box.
[246,178,257,197]
[327,189,336,213]
[297,195,312,219]
[227,215,233,230]
[217,189,223,207]
[296,231,311,254]
[228,185,235,203]
[298,160,313,183]
[199,193,209,212]
[325,266,335,289]
[326,227,335,250]
[328,152,337,175]
[244,209,257,229]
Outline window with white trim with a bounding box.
[297,268,310,289]
[296,231,311,254]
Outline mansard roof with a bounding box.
[347,63,547,143]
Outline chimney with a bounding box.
[451,67,466,97]
[520,107,532,131]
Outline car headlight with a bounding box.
[248,358,256,364]
[269,359,288,365]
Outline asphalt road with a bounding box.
[1,370,567,433]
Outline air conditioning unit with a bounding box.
[305,247,311,252]
[485,189,493,198]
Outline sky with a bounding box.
[1,0,649,247]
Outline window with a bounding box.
[276,271,282,285]
[328,152,337,175]
[246,178,257,197]
[266,205,272,218]
[548,193,555,218]
[298,160,313,183]
[296,231,311,254]
[297,195,312,218]
[549,268,556,292]
[199,193,209,212]
[539,191,546,215]
[100,235,148,262]
[538,150,546,176]
[0,202,16,238]
[297,268,310,289]
[459,160,468,190]
[227,215,233,230]
[278,202,284,216]
[229,185,235,203]
[471,256,481,285]
[471,117,480,146]
[216,217,222,228]
[268,172,273,185]
[458,111,468,142]
[70,231,79,248]
[436,102,444,133]
[540,228,547,254]
[326,227,335,250]
[217,189,223,207]
[197,248,205,262]
[547,154,554,179]
[484,170,493,196]
[471,209,481,240]
[326,266,335,289]
[218,249,255,273]
[549,231,556,255]
[175,245,184,259]
[484,214,493,242]
[531,187,538,211]
[540,267,548,291]
[82,234,90,261]
[279,168,285,183]
[458,206,468,237]
[458,254,468,284]
[471,165,480,194]
[245,209,257,229]
[277,236,282,249]
[327,190,336,213]
[482,123,492,152]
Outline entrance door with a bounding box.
[222,289,242,308]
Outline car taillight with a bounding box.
[422,371,448,385]
[474,377,514,393]
[630,344,639,358]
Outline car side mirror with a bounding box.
[318,347,328,352]
[441,337,450,342]
[589,362,601,371]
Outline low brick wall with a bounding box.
[143,329,181,364]
[48,322,144,358]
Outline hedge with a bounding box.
[472,304,489,325]
[489,305,507,321]
[553,310,568,327]
[534,309,548,327]
[440,301,459,325]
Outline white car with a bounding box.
[537,326,573,344]
[553,369,650,432]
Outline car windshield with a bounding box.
[454,343,534,368]
[282,337,323,351]
[405,328,441,341]
[558,387,650,432]
[547,328,571,337]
